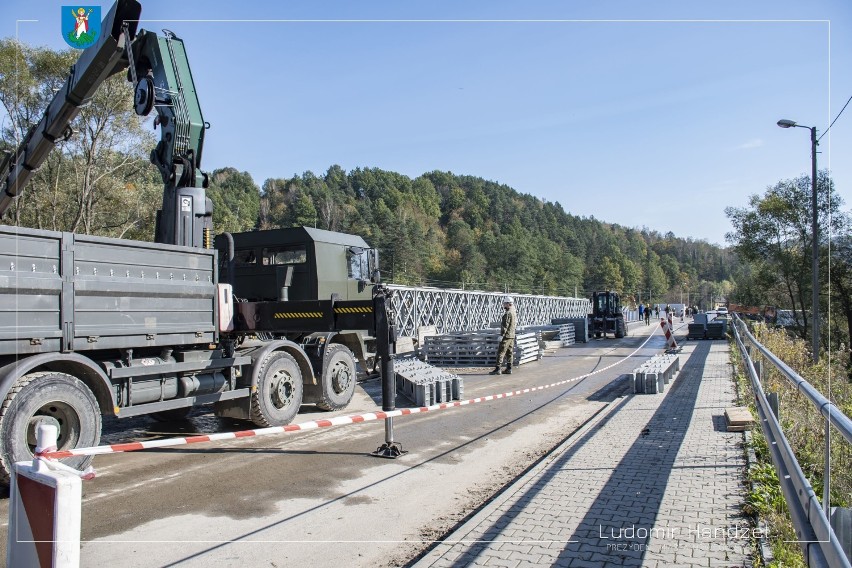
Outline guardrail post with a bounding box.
[768,392,780,420]
[824,420,832,515]
[831,507,852,563]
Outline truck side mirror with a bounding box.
[368,249,380,283]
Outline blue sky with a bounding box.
[6,0,852,246]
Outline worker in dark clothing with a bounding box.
[490,296,517,375]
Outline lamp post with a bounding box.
[777,118,819,363]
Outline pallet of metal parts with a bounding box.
[422,330,540,367]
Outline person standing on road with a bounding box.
[490,296,517,375]
[638,302,645,323]
[644,304,651,325]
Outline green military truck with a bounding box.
[0,0,395,482]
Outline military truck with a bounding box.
[588,290,626,339]
[0,0,396,481]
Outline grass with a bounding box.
[733,359,804,567]
[732,323,852,566]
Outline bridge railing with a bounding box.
[732,314,852,567]
[387,285,590,338]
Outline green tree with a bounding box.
[587,257,625,292]
[207,168,260,234]
[0,40,160,239]
[827,214,852,356]
[292,192,318,228]
[726,171,842,342]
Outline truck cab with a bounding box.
[222,227,378,303]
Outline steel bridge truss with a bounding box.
[387,285,590,338]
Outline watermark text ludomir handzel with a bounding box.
[599,524,764,541]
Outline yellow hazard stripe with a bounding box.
[273,312,324,319]
[334,307,373,314]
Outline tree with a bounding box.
[587,257,625,292]
[207,168,260,234]
[828,214,852,356]
[726,171,842,342]
[0,40,160,239]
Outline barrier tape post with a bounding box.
[660,318,678,351]
[8,424,82,568]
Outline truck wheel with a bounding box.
[251,352,303,427]
[316,344,357,411]
[615,318,626,338]
[0,372,101,484]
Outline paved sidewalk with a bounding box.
[414,340,751,568]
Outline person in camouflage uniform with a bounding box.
[490,296,517,375]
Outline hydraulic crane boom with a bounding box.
[0,0,210,248]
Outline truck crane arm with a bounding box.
[0,0,141,216]
[0,0,210,248]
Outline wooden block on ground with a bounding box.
[725,407,754,431]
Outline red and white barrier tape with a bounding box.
[34,444,96,479]
[42,324,668,462]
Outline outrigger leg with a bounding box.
[370,286,407,459]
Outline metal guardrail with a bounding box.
[732,314,852,567]
[387,286,590,338]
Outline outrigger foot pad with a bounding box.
[371,442,407,459]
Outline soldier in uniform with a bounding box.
[490,296,517,375]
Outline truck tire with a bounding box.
[251,351,303,427]
[0,372,101,484]
[315,344,357,411]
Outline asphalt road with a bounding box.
[0,322,669,567]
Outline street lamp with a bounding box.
[777,118,819,363]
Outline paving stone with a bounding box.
[413,341,751,568]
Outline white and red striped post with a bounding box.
[660,318,677,350]
[7,424,82,568]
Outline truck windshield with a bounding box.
[347,249,370,280]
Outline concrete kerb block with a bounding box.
[413,382,433,407]
[632,371,644,393]
[633,354,680,394]
[644,371,664,394]
[451,377,463,400]
[7,424,82,568]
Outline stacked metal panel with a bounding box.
[394,356,464,407]
[632,354,680,394]
[551,317,589,343]
[558,324,575,346]
[421,330,541,367]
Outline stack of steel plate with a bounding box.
[422,330,540,367]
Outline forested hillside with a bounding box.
[209,165,736,307]
[1,39,734,309]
